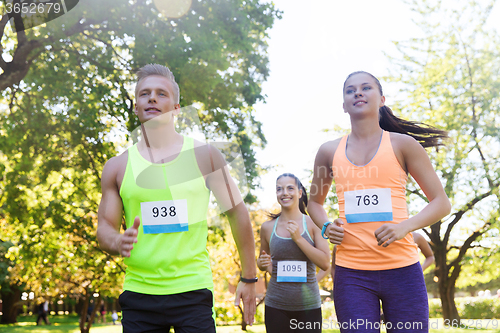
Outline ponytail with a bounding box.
[344,71,448,148]
[267,173,308,220]
[379,105,448,148]
[298,182,308,216]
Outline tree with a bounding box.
[0,0,280,194]
[0,238,22,324]
[0,0,281,327]
[0,68,124,327]
[386,0,500,321]
[209,206,268,330]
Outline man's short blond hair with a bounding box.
[135,64,180,104]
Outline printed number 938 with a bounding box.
[152,206,177,218]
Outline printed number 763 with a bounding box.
[356,195,379,206]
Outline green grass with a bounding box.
[0,315,122,333]
[3,316,500,332]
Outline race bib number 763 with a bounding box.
[344,188,393,223]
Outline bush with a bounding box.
[322,302,336,320]
[460,297,500,319]
[429,298,442,318]
[214,302,240,326]
[214,301,265,326]
[428,297,500,319]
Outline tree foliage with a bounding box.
[209,206,267,330]
[386,0,500,321]
[0,0,281,327]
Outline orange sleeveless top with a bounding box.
[333,131,419,270]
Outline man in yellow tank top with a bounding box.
[96,64,257,332]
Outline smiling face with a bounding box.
[276,176,302,209]
[342,72,385,117]
[134,75,181,124]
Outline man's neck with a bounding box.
[138,123,184,163]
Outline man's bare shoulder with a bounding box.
[193,138,207,148]
[102,150,129,184]
[104,150,129,169]
[193,139,225,175]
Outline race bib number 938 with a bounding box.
[141,199,188,234]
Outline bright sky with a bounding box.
[252,0,500,209]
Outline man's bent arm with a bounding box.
[203,146,256,324]
[97,157,126,256]
[226,202,257,325]
[226,202,257,279]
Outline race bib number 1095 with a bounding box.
[277,261,307,282]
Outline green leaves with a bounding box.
[1,0,280,320]
[388,0,500,319]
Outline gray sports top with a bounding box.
[265,215,321,311]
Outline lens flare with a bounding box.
[153,0,192,18]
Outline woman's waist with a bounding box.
[336,233,419,270]
[339,224,415,247]
[268,275,320,286]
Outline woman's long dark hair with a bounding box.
[268,173,308,220]
[344,71,448,148]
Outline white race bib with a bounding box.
[276,261,307,282]
[141,199,189,234]
[344,188,393,223]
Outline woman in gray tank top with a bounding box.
[257,173,331,332]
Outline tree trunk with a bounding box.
[238,305,247,331]
[79,291,90,333]
[76,296,84,315]
[439,282,460,321]
[237,295,265,332]
[85,295,101,333]
[0,284,21,324]
[435,245,460,322]
[69,299,74,314]
[79,289,101,333]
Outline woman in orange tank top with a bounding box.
[308,72,451,333]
